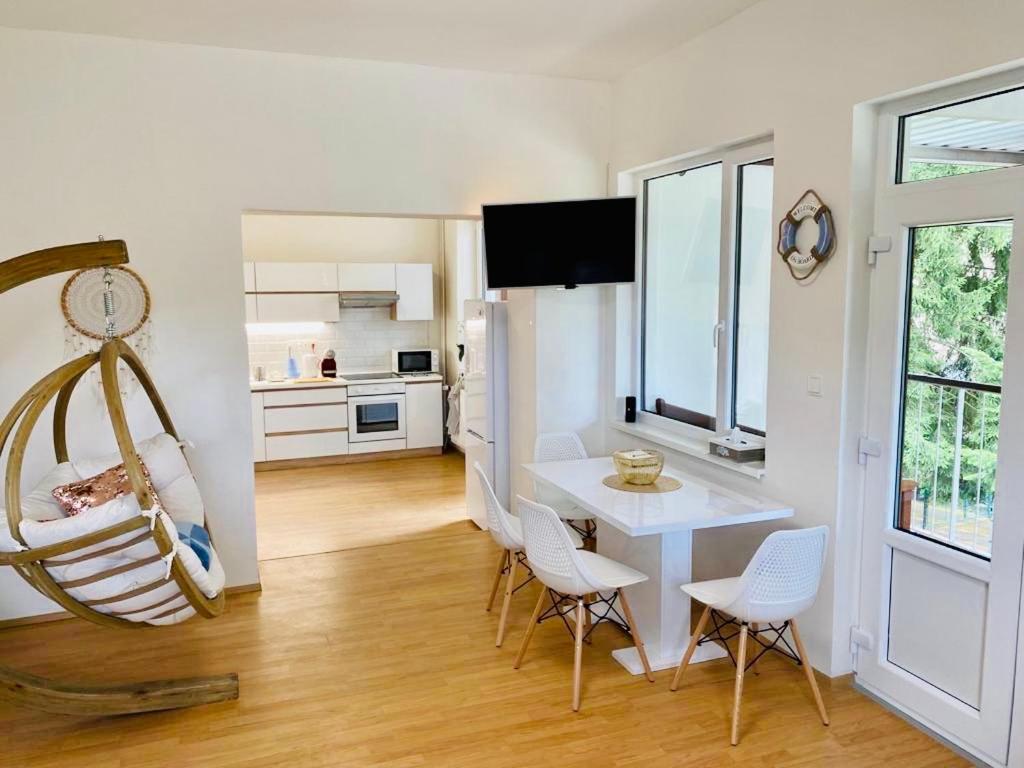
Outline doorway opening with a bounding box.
[241,211,483,561]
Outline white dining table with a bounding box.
[522,456,794,675]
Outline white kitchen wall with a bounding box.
[247,308,429,375]
[0,26,609,620]
[606,0,1024,676]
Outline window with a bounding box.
[732,159,774,435]
[639,142,774,437]
[898,86,1024,184]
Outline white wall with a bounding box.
[607,0,1024,675]
[242,214,441,265]
[0,26,609,620]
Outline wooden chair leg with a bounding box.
[749,622,761,676]
[790,620,830,726]
[514,588,548,669]
[572,598,585,711]
[495,553,519,647]
[583,593,594,643]
[671,604,711,691]
[730,623,749,746]
[617,588,654,682]
[485,549,507,612]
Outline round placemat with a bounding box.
[602,475,682,494]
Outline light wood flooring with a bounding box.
[0,455,966,766]
[255,451,473,560]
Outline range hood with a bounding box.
[339,291,400,308]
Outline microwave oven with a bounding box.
[392,349,439,375]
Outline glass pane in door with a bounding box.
[896,221,1011,558]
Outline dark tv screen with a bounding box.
[482,197,636,289]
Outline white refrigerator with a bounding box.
[463,299,510,530]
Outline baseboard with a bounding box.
[0,582,264,631]
[0,610,73,630]
[255,446,444,471]
[225,582,263,595]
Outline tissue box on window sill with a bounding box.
[709,431,765,463]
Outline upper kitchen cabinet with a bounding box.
[339,263,396,292]
[256,293,340,323]
[392,263,434,321]
[254,262,338,293]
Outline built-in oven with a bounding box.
[392,349,439,375]
[347,382,407,443]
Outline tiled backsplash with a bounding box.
[247,307,430,377]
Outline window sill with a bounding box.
[610,420,766,480]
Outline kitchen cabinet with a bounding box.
[244,294,258,323]
[255,293,340,323]
[405,381,443,449]
[266,431,349,461]
[254,262,338,293]
[339,263,396,292]
[255,386,349,464]
[264,404,348,433]
[243,262,257,293]
[392,263,434,321]
[263,387,347,407]
[251,393,266,462]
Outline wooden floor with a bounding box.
[254,451,473,560]
[0,455,965,766]
[0,534,965,766]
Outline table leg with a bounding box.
[597,523,727,675]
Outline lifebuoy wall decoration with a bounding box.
[777,189,835,281]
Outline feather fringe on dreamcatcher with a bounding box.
[61,256,153,406]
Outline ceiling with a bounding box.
[0,0,762,81]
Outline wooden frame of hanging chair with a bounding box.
[0,240,238,715]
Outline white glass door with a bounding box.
[856,101,1024,764]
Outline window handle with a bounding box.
[712,322,725,348]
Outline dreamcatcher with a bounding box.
[61,241,152,402]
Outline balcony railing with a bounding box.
[899,373,1000,559]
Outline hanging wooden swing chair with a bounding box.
[0,240,238,715]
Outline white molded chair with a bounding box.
[533,433,597,540]
[670,526,830,745]
[513,496,654,712]
[474,463,582,648]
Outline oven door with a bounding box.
[348,394,407,442]
[396,350,433,374]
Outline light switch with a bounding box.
[807,375,823,397]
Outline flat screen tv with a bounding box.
[482,197,636,289]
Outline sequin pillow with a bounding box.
[51,461,158,517]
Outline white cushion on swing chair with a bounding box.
[71,432,206,526]
[20,463,80,523]
[0,433,224,625]
[9,494,226,625]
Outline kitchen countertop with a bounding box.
[250,372,442,392]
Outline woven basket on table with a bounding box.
[612,449,664,485]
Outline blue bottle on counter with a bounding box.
[286,347,300,379]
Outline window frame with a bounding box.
[634,138,774,443]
